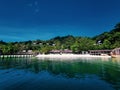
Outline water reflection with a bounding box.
[0,57,120,90]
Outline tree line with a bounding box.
[0,22,120,54]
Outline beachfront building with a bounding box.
[111,48,120,55]
[62,49,72,54]
[49,49,72,54]
[82,51,89,54]
[111,48,120,57]
[89,50,111,56]
[17,50,33,55]
[27,50,33,54]
[49,50,62,54]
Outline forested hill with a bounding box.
[93,22,120,48]
[0,23,120,54]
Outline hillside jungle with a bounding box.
[0,23,120,55]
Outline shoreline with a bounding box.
[36,54,111,59]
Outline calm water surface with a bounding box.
[0,57,120,90]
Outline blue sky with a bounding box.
[0,0,120,42]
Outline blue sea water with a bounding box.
[0,57,120,90]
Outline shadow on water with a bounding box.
[0,57,120,90]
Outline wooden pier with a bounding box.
[0,54,34,58]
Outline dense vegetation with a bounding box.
[0,23,120,54]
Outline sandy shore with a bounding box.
[36,54,111,59]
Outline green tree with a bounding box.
[102,39,111,49]
[71,41,80,53]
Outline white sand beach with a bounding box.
[36,54,111,60]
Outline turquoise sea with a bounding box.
[0,57,120,90]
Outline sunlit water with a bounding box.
[0,57,120,90]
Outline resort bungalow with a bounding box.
[89,50,111,56]
[62,49,73,54]
[49,50,62,54]
[49,49,72,54]
[111,48,120,58]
